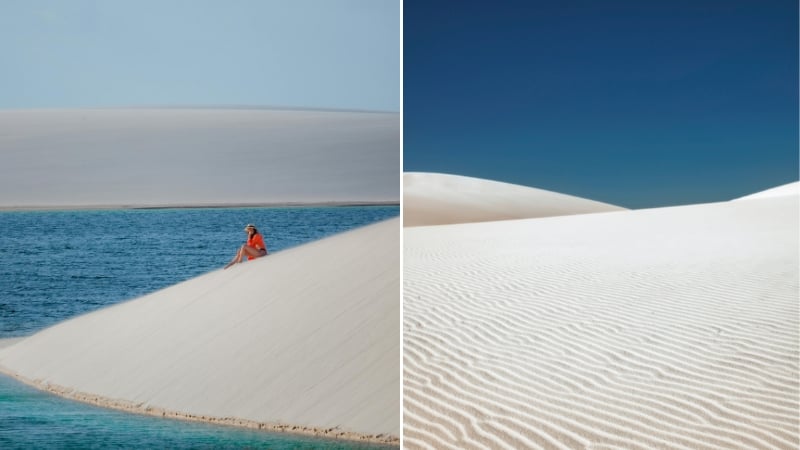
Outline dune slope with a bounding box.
[0,218,400,443]
[403,172,626,227]
[735,181,799,201]
[404,191,798,449]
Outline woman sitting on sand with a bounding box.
[225,224,268,269]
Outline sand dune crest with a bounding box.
[735,181,799,201]
[403,172,626,227]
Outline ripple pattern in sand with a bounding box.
[403,198,799,449]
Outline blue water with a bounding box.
[0,206,398,448]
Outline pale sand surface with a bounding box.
[404,186,798,449]
[403,172,626,227]
[0,218,399,443]
[0,108,399,208]
[0,338,24,350]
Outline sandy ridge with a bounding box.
[403,172,626,227]
[734,181,799,201]
[403,193,798,449]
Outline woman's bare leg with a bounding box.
[241,246,266,259]
[225,246,265,269]
[224,246,245,269]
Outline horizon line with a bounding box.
[0,104,400,114]
[0,200,400,213]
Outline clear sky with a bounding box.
[0,0,399,111]
[404,0,798,208]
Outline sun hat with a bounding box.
[244,224,256,230]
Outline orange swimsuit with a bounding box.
[246,234,267,260]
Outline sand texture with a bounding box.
[0,108,399,208]
[0,219,400,444]
[403,172,626,227]
[403,184,798,449]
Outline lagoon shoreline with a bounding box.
[0,367,397,446]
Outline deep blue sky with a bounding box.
[404,0,798,207]
[0,0,399,111]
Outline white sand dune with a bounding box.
[404,184,798,449]
[0,218,399,444]
[403,172,626,227]
[0,108,399,208]
[735,181,799,201]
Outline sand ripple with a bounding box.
[403,196,798,449]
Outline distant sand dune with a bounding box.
[404,184,798,449]
[0,218,399,444]
[403,172,626,227]
[0,108,399,208]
